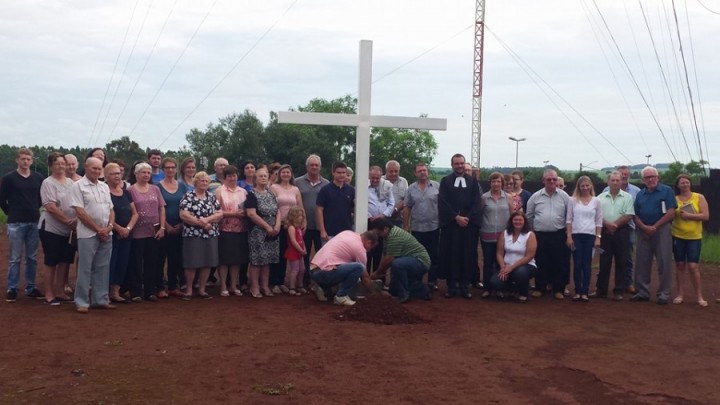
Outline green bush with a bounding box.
[701,233,720,263]
[0,211,6,226]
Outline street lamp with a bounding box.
[508,137,527,169]
[645,154,652,165]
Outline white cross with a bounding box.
[277,40,447,232]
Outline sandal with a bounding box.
[157,291,169,299]
[198,292,213,300]
[220,290,229,297]
[517,296,528,303]
[580,295,590,303]
[287,289,297,296]
[250,290,263,299]
[231,289,243,297]
[263,290,275,297]
[672,297,683,304]
[698,299,708,307]
[297,287,308,294]
[572,294,581,302]
[181,294,192,301]
[481,291,491,299]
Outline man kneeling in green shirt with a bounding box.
[371,218,432,303]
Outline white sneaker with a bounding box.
[313,286,327,302]
[334,295,356,306]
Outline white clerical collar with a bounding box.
[454,176,467,188]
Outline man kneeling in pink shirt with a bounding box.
[310,230,380,306]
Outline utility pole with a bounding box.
[470,0,486,168]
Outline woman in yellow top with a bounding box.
[671,174,709,307]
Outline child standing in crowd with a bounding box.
[284,206,307,295]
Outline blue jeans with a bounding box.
[572,234,595,295]
[490,264,537,297]
[389,256,428,301]
[310,262,364,297]
[6,222,39,292]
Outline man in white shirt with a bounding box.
[70,157,116,313]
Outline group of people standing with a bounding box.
[0,147,713,312]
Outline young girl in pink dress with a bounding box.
[284,206,307,295]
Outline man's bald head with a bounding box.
[85,157,103,182]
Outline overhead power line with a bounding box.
[157,0,299,148]
[105,0,178,145]
[373,24,474,85]
[638,0,692,159]
[128,0,219,139]
[94,0,155,146]
[485,24,627,166]
[591,0,678,162]
[684,0,710,169]
[671,0,706,166]
[88,0,140,146]
[696,0,720,15]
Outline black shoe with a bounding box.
[26,288,43,299]
[657,297,669,305]
[145,294,158,302]
[398,295,410,304]
[43,298,61,306]
[461,289,472,300]
[629,294,649,302]
[6,290,18,302]
[444,289,458,298]
[428,282,438,291]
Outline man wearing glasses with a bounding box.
[630,166,676,305]
[526,169,570,299]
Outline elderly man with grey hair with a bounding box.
[296,154,330,283]
[208,157,228,195]
[630,166,676,305]
[593,171,635,300]
[70,157,116,313]
[383,160,408,227]
[526,168,570,299]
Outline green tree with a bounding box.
[105,136,146,166]
[369,126,437,180]
[265,95,439,178]
[660,160,707,184]
[185,110,267,169]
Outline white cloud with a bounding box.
[0,0,717,169]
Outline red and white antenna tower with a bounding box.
[470,0,486,167]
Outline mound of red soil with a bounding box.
[334,294,427,325]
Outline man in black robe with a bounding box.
[438,154,481,299]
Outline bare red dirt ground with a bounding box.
[1,234,719,404]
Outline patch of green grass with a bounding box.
[701,233,720,263]
[0,210,6,225]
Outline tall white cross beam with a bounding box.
[277,40,447,233]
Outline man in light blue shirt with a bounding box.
[367,166,394,273]
[526,169,570,299]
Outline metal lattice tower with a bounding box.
[470,0,486,168]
